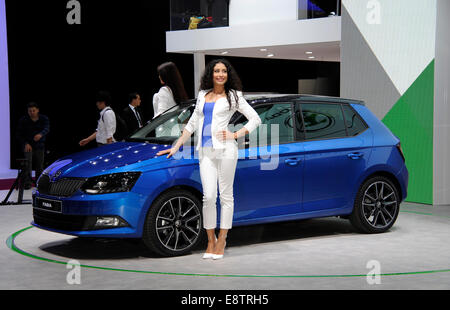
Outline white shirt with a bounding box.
[96,107,116,144]
[153,86,177,118]
[184,89,262,150]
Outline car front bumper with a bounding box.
[31,190,147,238]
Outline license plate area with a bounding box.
[34,197,62,213]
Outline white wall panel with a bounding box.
[229,0,298,26]
[433,0,450,205]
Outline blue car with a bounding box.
[32,94,408,256]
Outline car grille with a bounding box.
[37,174,86,197]
[33,208,97,231]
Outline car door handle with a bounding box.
[285,158,302,166]
[347,152,364,159]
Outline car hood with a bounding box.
[43,142,174,179]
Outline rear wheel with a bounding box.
[350,176,400,233]
[142,189,205,256]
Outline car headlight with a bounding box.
[81,172,141,194]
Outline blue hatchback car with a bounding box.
[32,94,408,256]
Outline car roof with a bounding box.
[181,93,365,106]
[244,93,365,105]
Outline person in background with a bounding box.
[121,92,145,136]
[153,62,189,118]
[16,102,50,189]
[79,91,116,147]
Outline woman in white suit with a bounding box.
[153,62,188,118]
[157,59,261,259]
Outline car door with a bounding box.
[230,102,305,222]
[298,101,373,213]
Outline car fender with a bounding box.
[134,167,203,234]
[352,163,403,205]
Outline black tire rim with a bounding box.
[155,196,201,252]
[362,181,398,229]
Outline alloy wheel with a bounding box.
[361,181,398,229]
[155,196,202,252]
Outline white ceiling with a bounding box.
[166,17,342,63]
[201,41,341,62]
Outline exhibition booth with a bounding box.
[0,0,449,292]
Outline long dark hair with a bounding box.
[157,62,189,103]
[199,58,243,110]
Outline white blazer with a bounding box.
[184,89,262,150]
[153,86,176,118]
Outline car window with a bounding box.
[231,103,294,146]
[128,105,193,144]
[300,103,347,140]
[342,104,367,136]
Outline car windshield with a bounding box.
[126,104,195,144]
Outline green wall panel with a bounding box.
[382,60,435,204]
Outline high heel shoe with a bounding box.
[212,253,223,260]
[203,238,217,259]
[212,241,226,260]
[202,252,214,259]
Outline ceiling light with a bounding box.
[306,51,313,54]
[308,56,315,59]
[260,48,267,52]
[220,51,229,55]
[267,53,274,57]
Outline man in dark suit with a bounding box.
[121,92,145,136]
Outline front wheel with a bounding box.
[142,189,205,256]
[349,176,400,233]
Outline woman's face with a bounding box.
[212,62,228,87]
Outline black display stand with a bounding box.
[0,159,32,206]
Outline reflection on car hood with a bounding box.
[44,142,173,178]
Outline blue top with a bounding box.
[201,102,215,147]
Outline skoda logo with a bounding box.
[51,169,62,181]
[45,159,72,181]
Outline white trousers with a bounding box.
[199,145,238,229]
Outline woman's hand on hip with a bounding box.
[216,130,235,142]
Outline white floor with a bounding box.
[1,188,449,290]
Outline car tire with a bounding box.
[349,176,400,234]
[142,189,205,257]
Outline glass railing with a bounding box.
[298,0,341,20]
[170,0,229,31]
